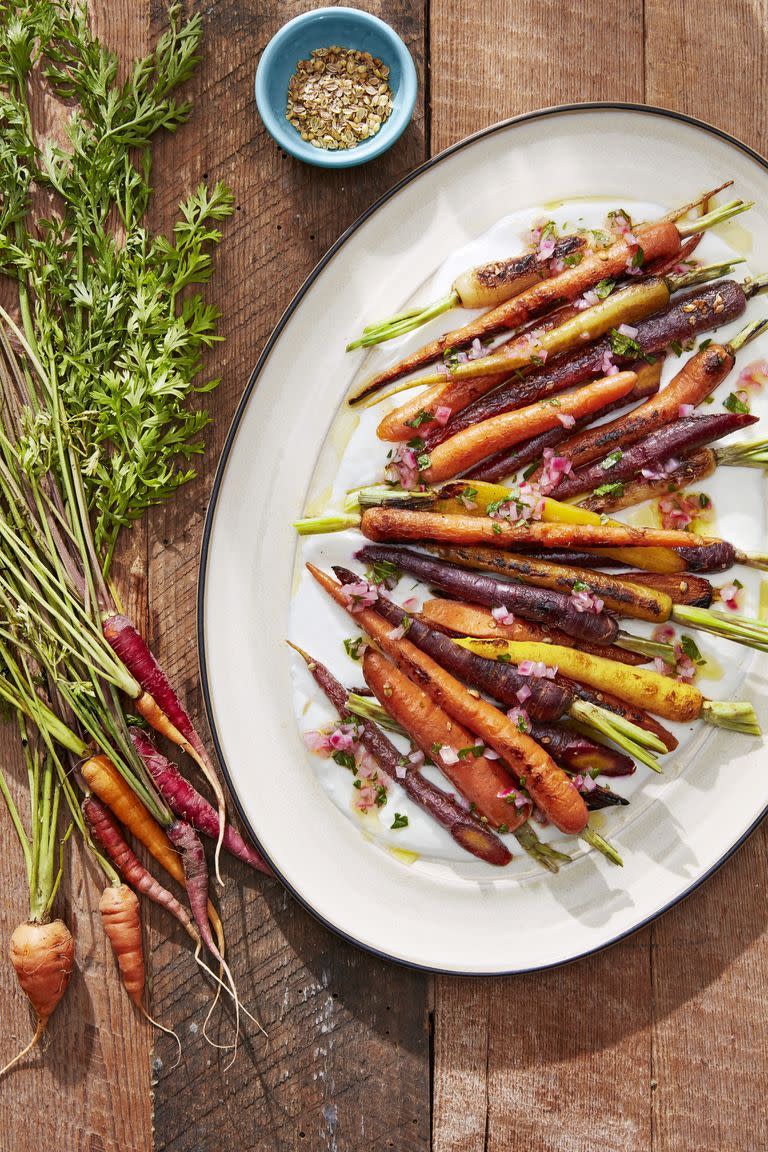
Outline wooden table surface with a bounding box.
[2,1,767,1149]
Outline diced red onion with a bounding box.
[434,404,452,426]
[678,403,694,417]
[340,580,379,612]
[556,412,576,429]
[515,684,532,704]
[439,745,459,766]
[387,624,406,640]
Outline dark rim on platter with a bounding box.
[197,101,768,976]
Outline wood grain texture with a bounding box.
[0,5,154,1152]
[429,0,644,155]
[146,2,431,1150]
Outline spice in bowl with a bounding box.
[286,46,393,151]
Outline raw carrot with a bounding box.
[362,648,530,831]
[83,794,199,942]
[308,564,588,834]
[419,599,650,665]
[98,884,144,1006]
[360,507,709,549]
[129,729,271,876]
[1,920,74,1076]
[422,372,638,483]
[102,613,227,881]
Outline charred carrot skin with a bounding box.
[356,220,681,396]
[581,449,717,514]
[297,646,513,864]
[461,363,662,481]
[360,507,709,550]
[534,342,736,480]
[308,564,588,834]
[362,649,529,833]
[436,279,745,450]
[333,566,571,721]
[530,724,635,777]
[423,372,637,484]
[418,599,650,665]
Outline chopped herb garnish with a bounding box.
[594,278,616,300]
[417,452,431,471]
[670,341,684,357]
[630,245,644,268]
[353,778,362,789]
[431,742,443,756]
[333,750,356,771]
[497,652,512,663]
[405,409,435,428]
[458,745,485,759]
[460,485,478,502]
[734,578,744,590]
[609,328,641,358]
[365,558,401,588]
[572,580,590,593]
[374,784,388,808]
[601,449,623,470]
[680,635,705,665]
[390,812,409,829]
[406,436,426,452]
[492,523,502,535]
[343,636,366,661]
[699,493,711,509]
[522,461,540,480]
[593,481,625,498]
[723,392,750,414]
[564,252,583,267]
[497,823,510,834]
[607,208,632,230]
[699,338,712,351]
[590,229,612,249]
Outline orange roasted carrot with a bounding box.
[422,372,637,483]
[419,599,649,665]
[308,564,588,835]
[355,219,682,398]
[360,507,709,550]
[362,648,529,831]
[531,341,735,478]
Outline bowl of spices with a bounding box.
[255,7,417,168]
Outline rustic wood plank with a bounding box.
[429,0,645,155]
[644,8,768,1152]
[429,3,650,1150]
[146,2,431,1149]
[0,5,154,1151]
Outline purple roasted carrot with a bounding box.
[333,566,571,721]
[354,545,621,646]
[553,412,758,500]
[289,644,512,865]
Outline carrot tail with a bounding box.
[0,1018,46,1078]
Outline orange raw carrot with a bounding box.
[1,919,74,1076]
[99,884,144,1005]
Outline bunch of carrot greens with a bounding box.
[0,1,265,1073]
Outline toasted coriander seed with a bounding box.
[286,46,394,150]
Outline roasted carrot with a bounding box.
[531,330,758,478]
[308,564,588,833]
[456,639,758,732]
[362,649,530,831]
[422,545,673,622]
[360,507,709,549]
[292,644,512,864]
[356,544,622,644]
[83,794,199,942]
[418,599,650,665]
[353,201,747,399]
[99,884,144,1006]
[553,411,758,501]
[375,280,663,439]
[423,373,637,482]
[581,449,716,513]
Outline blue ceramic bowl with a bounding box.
[255,7,417,169]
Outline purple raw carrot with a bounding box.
[129,728,271,877]
[83,794,200,943]
[102,612,227,882]
[166,820,221,960]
